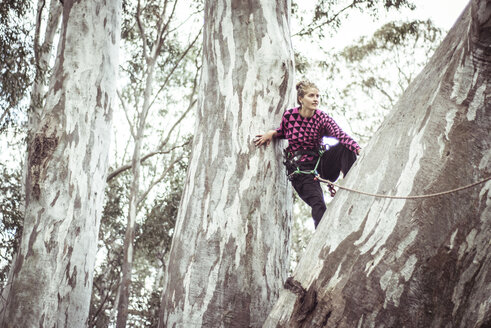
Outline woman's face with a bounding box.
[299,88,320,111]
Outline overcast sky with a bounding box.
[411,0,468,29]
[291,0,470,59]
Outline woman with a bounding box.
[255,80,361,228]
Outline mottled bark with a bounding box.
[159,0,295,327]
[265,1,490,327]
[29,0,63,138]
[0,0,121,327]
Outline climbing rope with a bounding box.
[314,175,491,200]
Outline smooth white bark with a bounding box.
[0,1,121,327]
[265,1,490,327]
[159,1,295,327]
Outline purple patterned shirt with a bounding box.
[276,107,360,162]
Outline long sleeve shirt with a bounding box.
[275,107,360,162]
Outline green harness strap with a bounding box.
[289,149,325,178]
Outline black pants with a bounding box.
[288,144,357,228]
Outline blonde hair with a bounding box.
[296,80,318,105]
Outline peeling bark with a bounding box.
[159,0,295,327]
[0,0,121,327]
[265,1,490,327]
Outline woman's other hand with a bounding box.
[254,130,276,147]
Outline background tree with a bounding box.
[88,176,128,328]
[0,0,121,326]
[88,0,202,326]
[0,164,23,284]
[0,0,33,132]
[158,0,295,326]
[89,145,190,327]
[265,0,490,326]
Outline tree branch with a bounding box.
[293,1,357,37]
[136,0,149,63]
[161,98,196,147]
[152,0,169,59]
[117,90,136,140]
[161,0,179,40]
[371,80,394,105]
[137,154,184,206]
[159,58,200,149]
[148,28,202,112]
[168,8,203,34]
[106,140,191,182]
[0,110,8,127]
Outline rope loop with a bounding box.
[315,175,491,200]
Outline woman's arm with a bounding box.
[254,130,278,147]
[323,115,361,154]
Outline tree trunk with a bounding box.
[116,55,156,328]
[0,0,121,327]
[265,1,490,327]
[159,0,295,327]
[29,0,63,138]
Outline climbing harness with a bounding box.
[285,148,338,197]
[315,175,491,200]
[285,147,338,197]
[284,149,324,180]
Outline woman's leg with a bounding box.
[291,173,326,228]
[319,144,357,181]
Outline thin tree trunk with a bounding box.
[159,1,295,327]
[114,1,201,325]
[0,0,121,327]
[265,1,490,327]
[116,61,156,328]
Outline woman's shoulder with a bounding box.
[282,107,299,116]
[315,109,331,119]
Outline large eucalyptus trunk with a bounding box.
[0,0,121,327]
[265,1,490,327]
[159,0,295,327]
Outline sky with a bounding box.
[313,0,470,50]
[411,0,468,29]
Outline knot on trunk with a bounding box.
[284,277,318,324]
[284,277,305,295]
[27,128,59,201]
